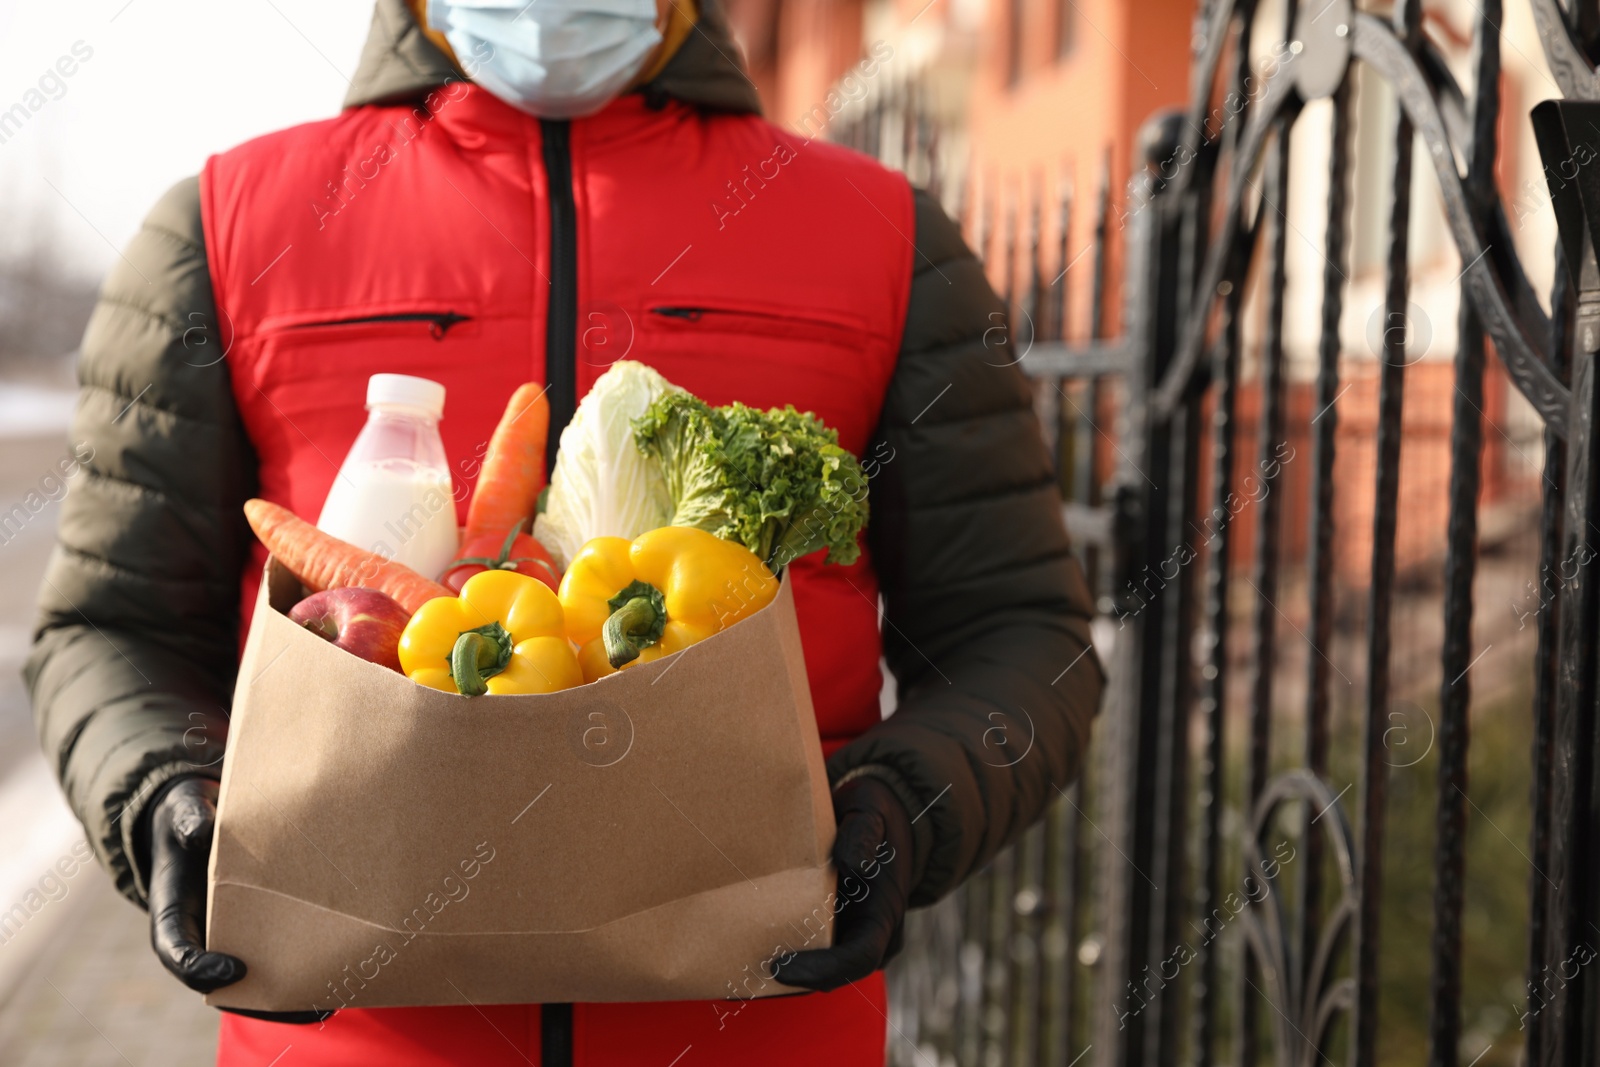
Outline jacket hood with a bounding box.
[342,0,762,116]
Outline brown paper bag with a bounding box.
[205,559,836,1012]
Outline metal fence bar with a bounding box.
[1536,97,1600,1067]
[957,867,988,1064]
[1427,2,1499,1064]
[1010,824,1046,1067]
[1191,324,1242,1067]
[984,843,1016,1066]
[1043,792,1073,1065]
[1036,174,1075,1067]
[1298,59,1352,1047]
[1354,3,1423,1064]
[1242,109,1293,1067]
[1152,348,1203,1067]
[1081,165,1112,598]
[1100,121,1180,1067]
[1170,21,1238,1067]
[1006,195,1048,1067]
[1524,240,1568,1067]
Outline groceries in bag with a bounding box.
[245,498,451,613]
[286,588,410,672]
[533,361,680,569]
[400,569,583,695]
[244,361,869,696]
[316,374,460,581]
[210,361,867,1010]
[634,390,868,569]
[560,526,778,683]
[443,384,562,592]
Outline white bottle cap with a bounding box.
[366,374,446,419]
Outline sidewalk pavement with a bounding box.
[0,851,217,1066]
[0,427,218,1065]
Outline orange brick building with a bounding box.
[720,0,1538,589]
[724,0,1192,337]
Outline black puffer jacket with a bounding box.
[25,0,1102,910]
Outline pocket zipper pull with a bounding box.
[429,312,470,339]
[651,307,704,322]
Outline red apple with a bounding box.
[288,588,410,672]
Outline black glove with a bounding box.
[138,776,331,1025]
[773,775,914,992]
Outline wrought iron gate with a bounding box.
[840,1,1600,1065]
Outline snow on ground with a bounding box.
[0,386,76,440]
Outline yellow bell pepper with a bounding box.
[399,569,582,696]
[560,526,779,683]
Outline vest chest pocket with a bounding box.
[247,308,490,419]
[633,301,892,457]
[644,304,868,348]
[284,311,474,340]
[237,306,536,522]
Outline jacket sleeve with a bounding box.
[826,186,1104,908]
[24,176,255,907]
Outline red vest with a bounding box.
[201,84,913,1066]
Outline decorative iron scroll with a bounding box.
[1239,771,1359,1067]
[1150,9,1569,435]
[1150,69,1301,419]
[1530,0,1600,100]
[1351,13,1570,432]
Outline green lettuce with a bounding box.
[633,393,868,570]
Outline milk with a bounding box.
[315,375,459,585]
[318,460,459,582]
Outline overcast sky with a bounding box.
[0,0,375,278]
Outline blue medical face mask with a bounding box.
[427,0,663,119]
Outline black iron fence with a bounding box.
[834,1,1600,1065]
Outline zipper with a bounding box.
[286,311,470,339]
[542,118,579,481]
[538,117,577,1067]
[647,304,865,344]
[651,306,706,321]
[541,1002,573,1067]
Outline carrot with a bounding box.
[464,383,550,545]
[244,499,452,614]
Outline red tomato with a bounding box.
[442,528,561,593]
